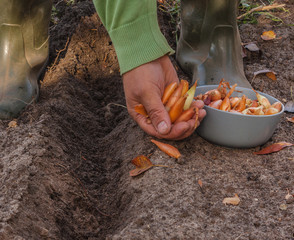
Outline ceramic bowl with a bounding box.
[195,85,284,148]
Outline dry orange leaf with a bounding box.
[198,179,203,188]
[254,142,293,155]
[286,117,294,123]
[253,69,277,82]
[261,30,276,40]
[129,155,154,177]
[151,139,181,159]
[265,71,277,81]
[223,194,240,206]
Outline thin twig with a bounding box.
[237,4,285,20]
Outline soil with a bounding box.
[0,0,293,239]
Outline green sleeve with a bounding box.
[92,0,175,75]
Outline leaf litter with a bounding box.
[254,142,293,155]
[251,69,277,83]
[129,155,171,177]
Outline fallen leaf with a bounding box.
[265,72,277,81]
[223,194,240,206]
[151,139,181,159]
[8,120,18,128]
[252,69,277,82]
[129,155,154,177]
[285,101,294,112]
[244,43,260,52]
[279,204,287,210]
[286,117,294,123]
[198,179,203,188]
[261,30,276,40]
[254,142,293,155]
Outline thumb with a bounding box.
[143,95,171,135]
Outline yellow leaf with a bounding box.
[261,30,276,40]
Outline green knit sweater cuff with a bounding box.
[108,12,175,75]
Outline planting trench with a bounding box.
[0,0,294,239]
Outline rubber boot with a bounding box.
[0,0,52,119]
[176,0,251,88]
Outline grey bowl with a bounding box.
[195,85,284,148]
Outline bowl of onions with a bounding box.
[194,80,284,148]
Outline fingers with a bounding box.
[133,112,196,140]
[141,93,172,135]
[131,97,207,140]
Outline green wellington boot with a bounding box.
[176,0,251,88]
[0,0,52,119]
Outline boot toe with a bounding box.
[0,76,38,119]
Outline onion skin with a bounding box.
[161,82,178,105]
[194,94,203,101]
[229,110,241,114]
[203,94,211,106]
[165,83,184,112]
[180,79,189,97]
[242,106,264,115]
[219,84,237,111]
[230,97,241,108]
[209,100,222,109]
[253,89,271,109]
[174,107,196,123]
[183,80,197,110]
[134,104,148,117]
[264,107,279,115]
[271,102,282,112]
[151,139,181,159]
[234,95,247,112]
[217,78,228,99]
[205,89,222,101]
[251,100,259,108]
[169,96,187,123]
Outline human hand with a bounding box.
[123,55,206,140]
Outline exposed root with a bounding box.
[49,37,70,72]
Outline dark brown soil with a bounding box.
[0,1,293,239]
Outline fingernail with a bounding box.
[157,121,168,134]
